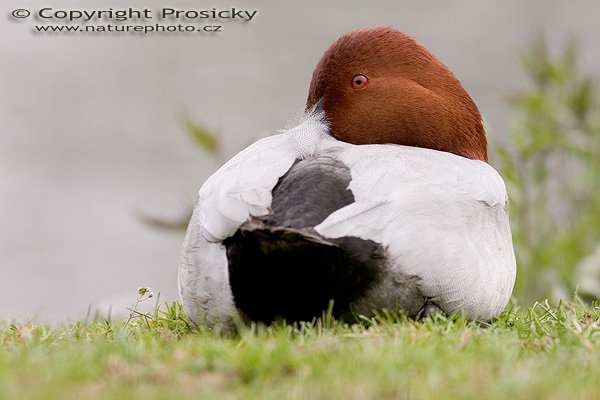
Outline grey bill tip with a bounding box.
[314,97,324,114]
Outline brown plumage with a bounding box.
[306,27,488,162]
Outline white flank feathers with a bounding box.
[179,111,516,325]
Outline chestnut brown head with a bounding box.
[307,27,487,161]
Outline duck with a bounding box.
[178,27,516,326]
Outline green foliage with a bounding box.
[496,38,600,303]
[184,117,220,155]
[138,117,222,232]
[2,301,600,399]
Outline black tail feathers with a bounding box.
[224,156,385,323]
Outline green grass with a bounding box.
[2,300,600,400]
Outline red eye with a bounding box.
[351,74,368,90]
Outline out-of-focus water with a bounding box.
[1,0,599,321]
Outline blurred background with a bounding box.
[2,0,600,321]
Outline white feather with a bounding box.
[179,111,516,324]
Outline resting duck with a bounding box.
[179,27,516,326]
